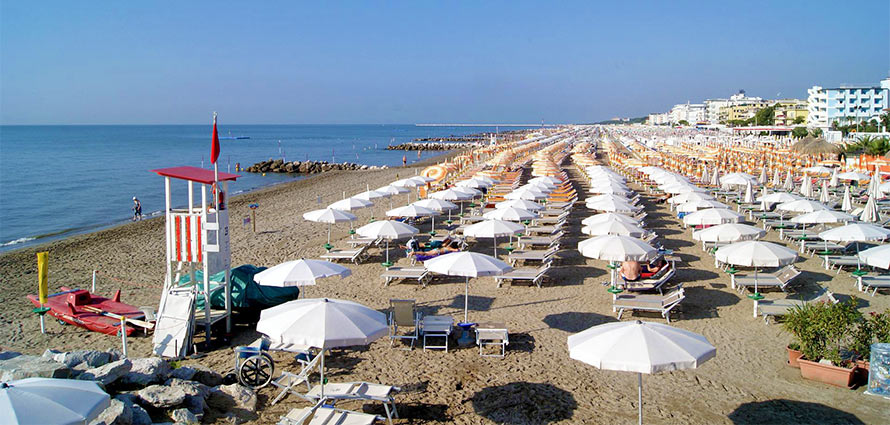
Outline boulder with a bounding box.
[169,407,199,424]
[298,162,311,173]
[189,364,223,387]
[138,384,186,408]
[121,357,171,386]
[113,395,151,425]
[45,349,111,368]
[89,398,132,425]
[78,359,132,386]
[0,355,70,381]
[165,378,210,399]
[207,384,257,412]
[170,366,197,381]
[0,351,21,361]
[183,394,207,417]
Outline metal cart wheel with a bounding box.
[237,353,274,389]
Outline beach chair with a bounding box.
[346,237,379,247]
[494,260,552,288]
[756,288,838,324]
[856,274,890,296]
[823,255,862,273]
[303,382,401,424]
[381,267,431,288]
[475,323,509,357]
[388,299,421,349]
[420,315,453,352]
[731,265,802,293]
[613,285,685,323]
[270,350,325,405]
[524,221,565,235]
[320,244,369,264]
[506,244,559,266]
[620,257,676,294]
[278,402,384,425]
[517,230,564,249]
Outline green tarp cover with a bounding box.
[177,264,300,311]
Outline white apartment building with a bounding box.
[647,113,670,125]
[704,99,730,124]
[807,77,890,130]
[669,103,706,124]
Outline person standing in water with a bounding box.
[132,197,143,221]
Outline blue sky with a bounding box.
[1,1,888,124]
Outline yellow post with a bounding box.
[36,252,50,334]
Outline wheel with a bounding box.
[237,354,274,389]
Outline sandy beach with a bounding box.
[1,152,888,424]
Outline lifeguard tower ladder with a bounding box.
[150,166,240,357]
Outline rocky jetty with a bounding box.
[387,141,480,151]
[0,349,254,424]
[244,158,386,174]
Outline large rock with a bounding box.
[138,384,186,408]
[0,355,70,381]
[165,378,210,399]
[121,357,171,386]
[89,399,132,425]
[44,349,111,368]
[189,364,223,387]
[78,359,132,386]
[170,366,197,381]
[169,407,199,424]
[114,395,151,425]
[208,384,257,413]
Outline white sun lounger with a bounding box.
[270,350,324,405]
[494,260,552,288]
[856,274,890,296]
[516,230,564,249]
[278,403,383,425]
[756,289,837,324]
[613,285,685,323]
[475,322,509,358]
[303,382,400,424]
[506,244,559,266]
[381,267,431,287]
[731,265,801,293]
[320,245,369,264]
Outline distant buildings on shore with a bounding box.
[647,77,889,132]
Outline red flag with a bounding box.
[210,113,220,164]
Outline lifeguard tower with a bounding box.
[150,166,240,357]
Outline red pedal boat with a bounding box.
[27,287,149,336]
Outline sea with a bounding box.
[0,124,528,251]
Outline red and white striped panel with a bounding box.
[172,214,203,262]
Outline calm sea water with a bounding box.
[0,124,522,250]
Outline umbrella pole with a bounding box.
[328,224,332,245]
[320,350,325,398]
[638,372,643,425]
[464,277,469,324]
[493,235,498,258]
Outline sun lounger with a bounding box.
[270,350,325,405]
[320,245,369,264]
[856,274,890,296]
[475,322,509,357]
[756,288,838,324]
[278,402,384,425]
[381,267,431,288]
[801,240,846,256]
[524,221,565,235]
[620,257,676,294]
[534,212,570,225]
[731,265,801,293]
[346,237,379,247]
[613,285,685,323]
[506,244,559,266]
[303,382,400,424]
[421,315,453,352]
[388,299,421,349]
[494,260,552,288]
[823,255,862,273]
[516,231,564,249]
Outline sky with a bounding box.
[1,1,888,125]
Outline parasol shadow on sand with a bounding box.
[472,382,577,425]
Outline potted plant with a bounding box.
[850,310,890,384]
[786,342,804,368]
[784,300,861,387]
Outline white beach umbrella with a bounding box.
[798,176,814,198]
[682,208,743,226]
[505,187,547,200]
[700,167,710,185]
[742,181,754,204]
[710,168,721,186]
[353,190,388,202]
[455,179,492,189]
[758,167,768,185]
[391,177,426,188]
[721,173,756,188]
[660,183,704,194]
[782,171,794,192]
[771,168,782,187]
[586,197,640,213]
[775,199,828,214]
[837,171,871,182]
[412,198,459,224]
[303,208,358,245]
[328,197,373,211]
[692,223,766,243]
[568,321,716,425]
[581,221,648,238]
[483,207,538,222]
[527,179,558,191]
[790,210,854,225]
[589,183,632,195]
[581,212,640,227]
[757,192,800,204]
[676,200,729,213]
[387,204,439,234]
[376,185,410,196]
[820,223,890,272]
[452,186,482,197]
[424,252,511,323]
[667,191,714,205]
[463,219,525,257]
[356,220,418,265]
[588,193,634,205]
[841,186,853,212]
[819,180,831,204]
[0,378,110,425]
[715,240,798,300]
[495,199,544,211]
[579,234,657,287]
[802,166,833,175]
[255,259,351,288]
[257,298,387,397]
[867,173,880,198]
[829,169,839,187]
[529,176,562,185]
[858,244,890,270]
[429,188,473,201]
[860,195,881,223]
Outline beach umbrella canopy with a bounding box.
[529,176,562,185]
[424,252,511,323]
[802,166,833,175]
[700,167,710,184]
[667,191,715,205]
[257,298,387,397]
[790,210,854,224]
[353,190,388,201]
[0,378,110,425]
[303,208,358,244]
[412,198,458,213]
[429,188,473,201]
[455,178,492,189]
[715,241,797,268]
[463,219,525,257]
[660,183,704,194]
[682,208,743,226]
[819,223,890,242]
[589,183,632,195]
[782,171,794,192]
[505,187,548,200]
[527,180,558,191]
[721,173,756,188]
[588,193,634,204]
[858,244,890,269]
[757,192,800,204]
[568,321,716,425]
[867,173,881,198]
[743,181,754,204]
[819,180,831,204]
[578,235,657,262]
[581,212,641,227]
[676,199,729,213]
[376,185,410,196]
[692,223,766,243]
[386,204,438,218]
[495,199,544,211]
[860,195,881,223]
[771,168,782,187]
[758,167,768,185]
[841,186,853,212]
[581,221,648,238]
[710,168,721,186]
[391,177,426,188]
[453,186,482,197]
[328,197,373,211]
[255,259,351,287]
[837,171,870,181]
[356,220,418,264]
[586,197,640,213]
[775,199,828,213]
[483,207,538,222]
[829,169,839,187]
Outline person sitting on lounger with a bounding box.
[620,260,641,281]
[642,257,666,275]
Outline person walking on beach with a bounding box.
[402,154,407,167]
[132,197,143,221]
